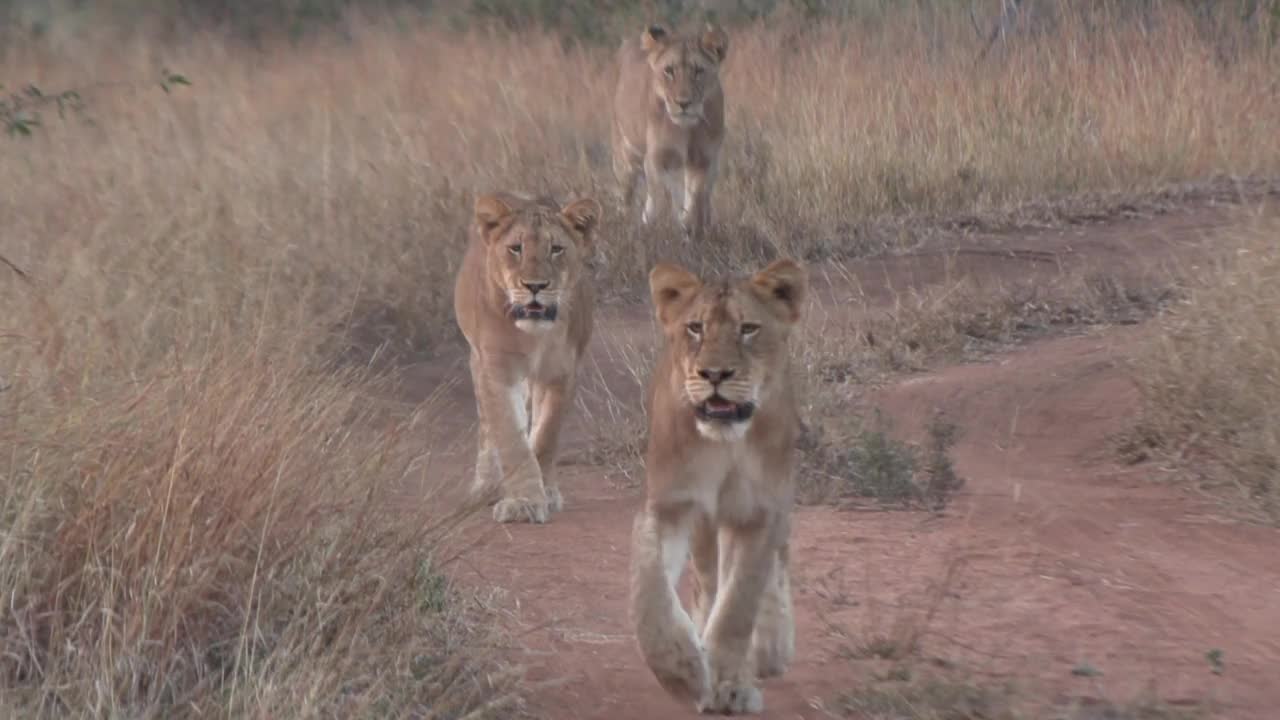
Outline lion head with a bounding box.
[649,258,806,441]
[473,192,602,334]
[640,23,728,128]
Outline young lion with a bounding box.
[452,191,602,524]
[612,22,728,242]
[630,258,806,714]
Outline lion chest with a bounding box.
[511,326,578,384]
[668,442,768,526]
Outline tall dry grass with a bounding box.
[1130,215,1280,524]
[3,6,1279,361]
[0,332,521,716]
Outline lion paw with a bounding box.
[698,681,763,715]
[544,485,564,512]
[652,651,711,708]
[752,626,794,679]
[492,497,549,524]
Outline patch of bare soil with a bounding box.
[398,201,1280,719]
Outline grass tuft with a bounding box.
[1129,217,1280,523]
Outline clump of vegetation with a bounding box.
[835,676,1020,720]
[802,409,964,509]
[1129,218,1280,523]
[834,675,1208,720]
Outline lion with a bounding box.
[629,257,806,714]
[452,191,602,524]
[612,22,728,242]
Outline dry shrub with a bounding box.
[572,331,656,485]
[0,338,520,718]
[1130,216,1280,523]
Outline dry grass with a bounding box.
[572,330,656,486]
[857,269,1176,373]
[3,2,1280,715]
[0,331,521,717]
[1128,215,1280,524]
[2,6,1278,358]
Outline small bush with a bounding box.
[802,409,964,509]
[1130,218,1280,523]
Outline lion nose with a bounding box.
[676,100,692,111]
[698,368,735,385]
[522,281,549,295]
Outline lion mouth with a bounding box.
[695,396,755,423]
[510,302,558,322]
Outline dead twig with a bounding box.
[1,252,31,283]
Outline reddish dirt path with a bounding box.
[402,201,1280,719]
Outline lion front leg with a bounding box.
[630,505,712,708]
[690,513,718,633]
[530,377,572,513]
[681,169,712,242]
[682,148,718,242]
[697,517,780,715]
[468,351,502,502]
[642,153,681,228]
[475,369,548,525]
[612,122,645,214]
[470,420,501,503]
[750,543,794,679]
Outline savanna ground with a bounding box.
[3,1,1280,718]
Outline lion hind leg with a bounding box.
[629,508,711,707]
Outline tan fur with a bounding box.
[452,191,602,524]
[629,258,806,714]
[613,23,728,242]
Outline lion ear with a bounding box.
[641,24,669,52]
[700,23,728,63]
[649,263,701,327]
[560,197,602,239]
[750,258,807,324]
[474,193,514,240]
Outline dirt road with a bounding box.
[402,201,1280,719]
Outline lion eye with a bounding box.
[693,66,704,78]
[686,321,703,337]
[550,245,565,257]
[664,66,675,79]
[741,323,760,338]
[507,245,522,257]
